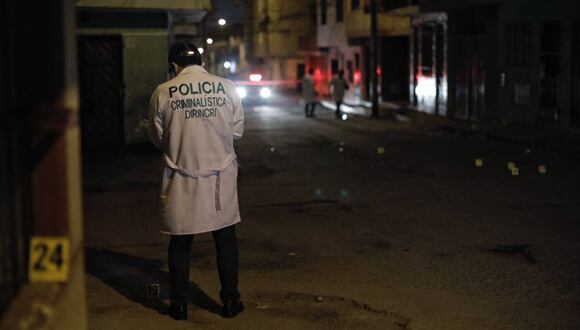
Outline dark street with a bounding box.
[83,100,580,329]
[4,1,580,328]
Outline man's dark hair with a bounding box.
[168,43,202,67]
[338,70,344,77]
[308,68,314,75]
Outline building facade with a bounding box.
[76,0,210,146]
[317,0,418,101]
[414,0,580,129]
[243,0,318,90]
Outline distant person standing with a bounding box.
[302,68,317,117]
[329,70,349,119]
[148,43,245,321]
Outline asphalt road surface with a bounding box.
[83,98,580,330]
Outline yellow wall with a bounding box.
[247,0,317,81]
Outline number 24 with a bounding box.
[33,243,64,271]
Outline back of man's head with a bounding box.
[168,43,202,67]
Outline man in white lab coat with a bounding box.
[302,68,317,117]
[148,43,244,320]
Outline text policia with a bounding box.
[168,81,228,119]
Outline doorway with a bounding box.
[455,33,486,121]
[77,35,125,147]
[539,22,561,123]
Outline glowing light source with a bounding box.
[354,70,362,84]
[341,114,348,121]
[197,48,204,54]
[218,18,226,26]
[236,87,247,98]
[259,87,272,98]
[206,38,214,45]
[314,68,322,80]
[415,76,437,99]
[223,61,231,69]
[249,74,262,82]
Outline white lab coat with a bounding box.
[148,65,244,235]
[302,74,316,103]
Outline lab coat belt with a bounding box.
[163,154,235,211]
[214,171,221,211]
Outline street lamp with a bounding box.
[223,61,231,69]
[197,47,204,54]
[206,37,213,45]
[218,18,226,26]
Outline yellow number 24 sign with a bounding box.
[29,237,70,282]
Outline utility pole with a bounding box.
[370,0,380,117]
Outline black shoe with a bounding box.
[168,303,188,320]
[222,300,244,318]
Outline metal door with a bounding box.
[539,22,561,122]
[77,35,124,147]
[455,34,486,121]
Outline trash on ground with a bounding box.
[507,162,516,170]
[270,147,275,152]
[510,167,519,176]
[377,147,385,154]
[475,158,483,167]
[256,302,269,310]
[538,165,547,174]
[288,252,296,256]
[315,296,324,302]
[339,147,344,152]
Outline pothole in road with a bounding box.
[247,291,409,330]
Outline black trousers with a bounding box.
[335,101,342,118]
[168,225,240,305]
[304,102,316,117]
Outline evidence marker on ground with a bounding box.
[146,283,161,299]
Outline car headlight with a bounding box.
[259,87,272,98]
[236,87,247,98]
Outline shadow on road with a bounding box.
[85,248,222,315]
